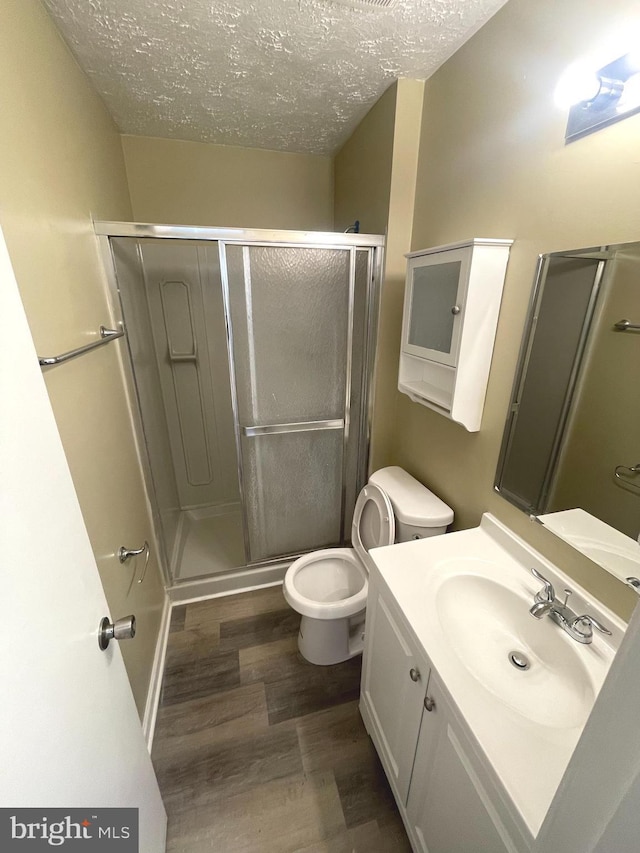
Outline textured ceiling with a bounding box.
[42,0,507,155]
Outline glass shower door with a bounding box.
[222,244,354,563]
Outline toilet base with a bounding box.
[297,612,366,666]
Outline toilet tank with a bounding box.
[368,466,454,542]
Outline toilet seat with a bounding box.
[283,483,395,620]
[351,483,395,562]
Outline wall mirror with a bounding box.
[495,240,640,588]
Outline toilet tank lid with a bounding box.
[369,466,454,527]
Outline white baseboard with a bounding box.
[167,562,289,606]
[142,594,172,751]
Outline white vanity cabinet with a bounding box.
[405,670,516,853]
[361,573,527,853]
[398,238,512,431]
[360,576,429,803]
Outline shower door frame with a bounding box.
[96,222,384,585]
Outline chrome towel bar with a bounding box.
[614,463,640,495]
[38,325,124,367]
[613,319,640,331]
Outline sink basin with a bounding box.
[435,564,596,728]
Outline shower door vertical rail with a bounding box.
[340,247,357,544]
[358,246,382,498]
[219,240,359,565]
[218,242,252,564]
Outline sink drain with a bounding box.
[508,650,531,671]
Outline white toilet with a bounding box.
[283,466,454,665]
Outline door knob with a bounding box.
[98,615,136,651]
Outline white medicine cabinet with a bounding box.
[399,238,512,431]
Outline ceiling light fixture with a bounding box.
[556,52,640,142]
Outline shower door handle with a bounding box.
[242,419,344,437]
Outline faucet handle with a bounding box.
[572,614,612,639]
[531,567,555,603]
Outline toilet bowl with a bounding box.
[283,467,454,665]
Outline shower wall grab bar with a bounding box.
[242,419,344,437]
[38,325,124,367]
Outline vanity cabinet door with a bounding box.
[361,582,428,803]
[407,674,515,853]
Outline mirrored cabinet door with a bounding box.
[404,248,469,368]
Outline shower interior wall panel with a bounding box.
[140,240,240,512]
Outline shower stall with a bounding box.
[98,224,384,589]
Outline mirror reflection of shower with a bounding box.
[107,228,383,585]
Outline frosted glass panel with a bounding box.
[409,261,460,354]
[242,429,343,562]
[227,245,350,424]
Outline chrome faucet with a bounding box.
[529,568,612,644]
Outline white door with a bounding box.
[0,228,166,851]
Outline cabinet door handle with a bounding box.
[409,667,421,682]
[424,695,436,712]
[451,305,461,315]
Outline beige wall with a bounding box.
[334,79,425,468]
[390,0,640,618]
[0,0,166,714]
[122,135,334,230]
[334,84,397,235]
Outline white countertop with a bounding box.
[369,513,624,837]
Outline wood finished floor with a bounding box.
[153,586,412,852]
